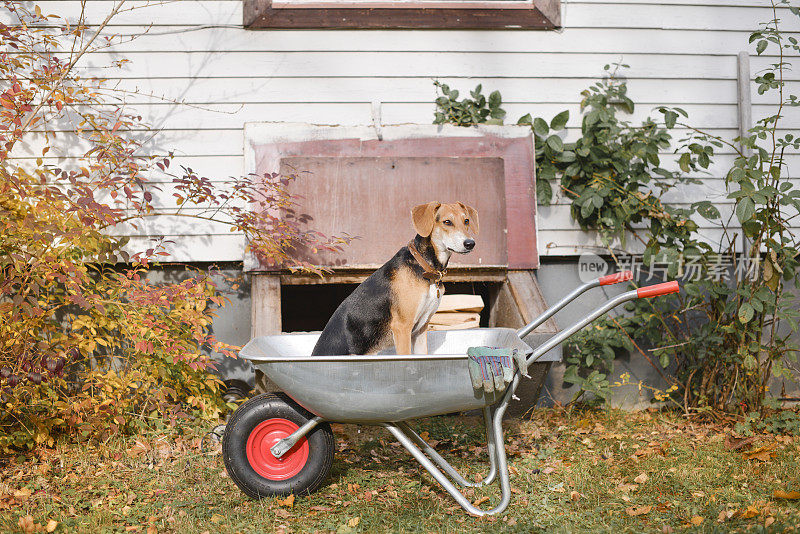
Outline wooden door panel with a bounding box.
[280,156,507,267]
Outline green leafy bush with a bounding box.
[431,1,800,416]
[433,81,506,126]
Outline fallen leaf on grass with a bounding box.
[570,491,581,501]
[718,509,735,523]
[348,517,360,527]
[17,515,35,534]
[773,489,800,499]
[473,496,490,506]
[634,473,649,484]
[276,494,295,507]
[743,443,777,462]
[765,517,775,527]
[737,504,761,519]
[210,514,224,524]
[13,488,32,499]
[690,516,704,526]
[46,520,58,532]
[625,505,652,516]
[725,435,756,452]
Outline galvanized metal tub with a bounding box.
[239,328,549,423]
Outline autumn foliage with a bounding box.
[0,1,340,451]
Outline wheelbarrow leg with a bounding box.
[394,405,498,488]
[383,398,513,517]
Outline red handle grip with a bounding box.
[637,280,680,298]
[598,271,634,286]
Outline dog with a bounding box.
[311,201,479,356]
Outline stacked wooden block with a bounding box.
[428,294,484,331]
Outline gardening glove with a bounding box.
[467,347,517,395]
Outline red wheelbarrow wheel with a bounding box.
[223,393,335,498]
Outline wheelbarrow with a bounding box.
[223,272,679,516]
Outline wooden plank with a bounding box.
[280,268,508,284]
[251,274,282,337]
[250,274,282,393]
[120,234,245,262]
[85,77,745,106]
[65,52,766,79]
[488,278,558,417]
[278,156,508,268]
[98,27,769,55]
[507,270,559,334]
[57,101,744,131]
[244,0,558,29]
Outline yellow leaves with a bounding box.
[743,443,778,462]
[689,515,704,526]
[738,504,760,519]
[15,516,56,533]
[472,495,490,506]
[13,487,32,499]
[625,505,652,516]
[17,515,35,534]
[633,473,649,484]
[773,489,800,499]
[276,494,295,508]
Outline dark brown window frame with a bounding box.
[244,0,560,29]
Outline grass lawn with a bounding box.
[1,408,799,533]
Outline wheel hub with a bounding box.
[246,418,310,480]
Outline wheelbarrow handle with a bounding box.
[598,270,633,285]
[637,280,680,298]
[524,281,681,367]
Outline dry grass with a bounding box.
[2,408,799,533]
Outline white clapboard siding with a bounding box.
[91,27,796,55]
[56,101,746,129]
[67,52,793,80]
[5,1,798,259]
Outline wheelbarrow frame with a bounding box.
[232,272,679,516]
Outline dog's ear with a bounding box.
[411,202,441,237]
[458,202,480,236]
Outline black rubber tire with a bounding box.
[223,393,335,498]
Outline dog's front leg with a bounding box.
[390,320,414,355]
[411,326,430,355]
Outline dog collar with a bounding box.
[407,241,446,286]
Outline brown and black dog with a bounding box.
[311,202,479,356]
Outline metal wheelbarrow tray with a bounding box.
[223,273,679,516]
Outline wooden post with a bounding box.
[489,270,560,417]
[251,274,281,392]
